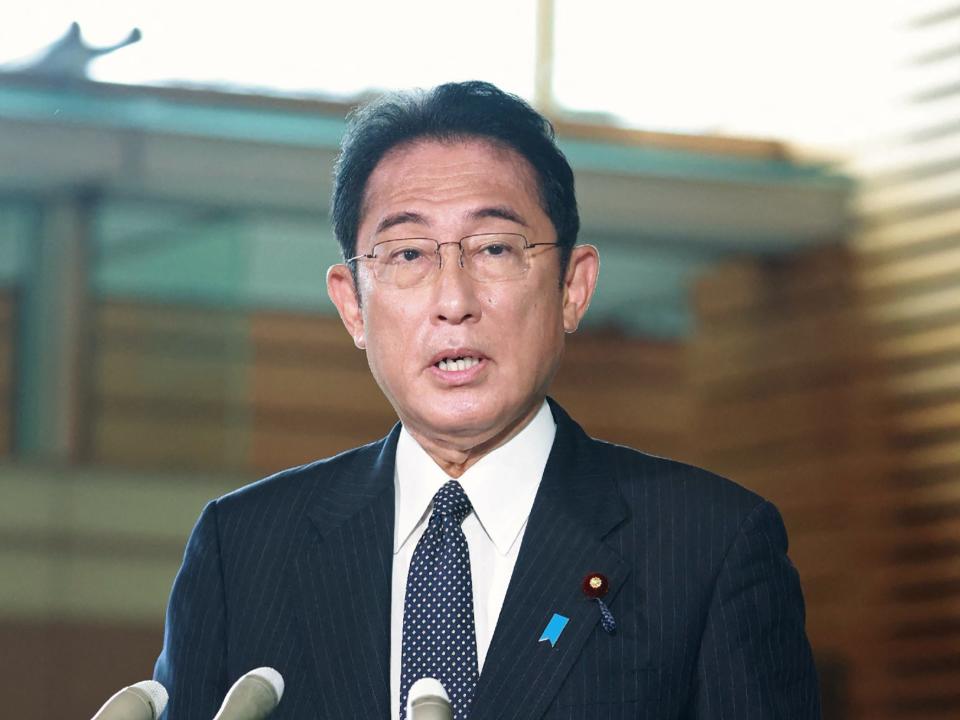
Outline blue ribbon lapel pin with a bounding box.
[538,613,569,648]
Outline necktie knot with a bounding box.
[432,480,472,524]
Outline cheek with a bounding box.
[362,292,429,373]
[497,290,560,357]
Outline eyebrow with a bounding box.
[469,205,529,226]
[374,205,528,236]
[375,211,428,235]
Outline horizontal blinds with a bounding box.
[853,2,960,716]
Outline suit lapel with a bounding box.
[470,401,629,720]
[290,427,400,719]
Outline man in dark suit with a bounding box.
[155,81,820,719]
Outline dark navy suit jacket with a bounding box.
[155,400,821,718]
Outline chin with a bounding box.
[408,393,505,438]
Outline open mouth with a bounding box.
[435,355,481,372]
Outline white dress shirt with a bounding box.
[390,401,556,719]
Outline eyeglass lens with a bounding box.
[371,234,529,287]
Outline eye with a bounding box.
[398,248,423,262]
[474,238,519,258]
[382,244,430,264]
[483,243,510,256]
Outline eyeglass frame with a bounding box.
[344,232,560,286]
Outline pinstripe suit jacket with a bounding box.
[155,400,820,719]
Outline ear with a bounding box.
[561,244,600,333]
[326,263,366,349]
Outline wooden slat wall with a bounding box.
[846,3,960,717]
[91,276,901,719]
[90,303,399,473]
[248,311,395,472]
[0,620,163,719]
[90,301,254,470]
[248,313,688,472]
[88,267,898,720]
[553,331,689,459]
[91,301,690,475]
[689,246,892,719]
[0,289,13,456]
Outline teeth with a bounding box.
[438,356,480,372]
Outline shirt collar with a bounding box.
[394,400,556,556]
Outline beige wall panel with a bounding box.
[694,249,854,319]
[855,207,960,254]
[251,311,357,353]
[887,360,960,400]
[788,522,891,562]
[95,347,249,405]
[885,553,960,585]
[0,545,179,623]
[895,400,960,436]
[693,308,870,380]
[893,479,960,507]
[859,245,960,291]
[884,632,960,664]
[891,518,960,553]
[692,384,886,451]
[93,413,250,470]
[691,246,893,719]
[98,301,250,337]
[859,165,960,217]
[562,333,684,373]
[250,361,389,413]
[898,438,960,473]
[550,333,688,457]
[869,285,960,327]
[696,429,886,473]
[550,383,690,432]
[712,451,888,503]
[0,548,59,618]
[53,554,180,623]
[878,324,960,364]
[253,405,397,441]
[251,425,396,473]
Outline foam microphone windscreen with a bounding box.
[407,677,453,720]
[90,680,168,720]
[212,667,285,720]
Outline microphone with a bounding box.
[407,678,452,720]
[212,667,285,720]
[91,680,168,720]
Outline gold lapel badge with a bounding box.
[581,572,616,634]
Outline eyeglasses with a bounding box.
[346,233,559,288]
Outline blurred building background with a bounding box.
[1,0,958,717]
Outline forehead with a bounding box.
[359,138,543,228]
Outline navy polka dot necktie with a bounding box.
[400,480,479,720]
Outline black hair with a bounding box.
[331,81,579,275]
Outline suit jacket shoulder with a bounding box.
[513,402,818,719]
[596,437,769,543]
[215,430,397,522]
[156,427,401,720]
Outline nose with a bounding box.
[432,243,481,325]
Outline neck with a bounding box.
[405,401,544,478]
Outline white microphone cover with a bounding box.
[407,678,452,720]
[90,680,168,720]
[212,667,285,720]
